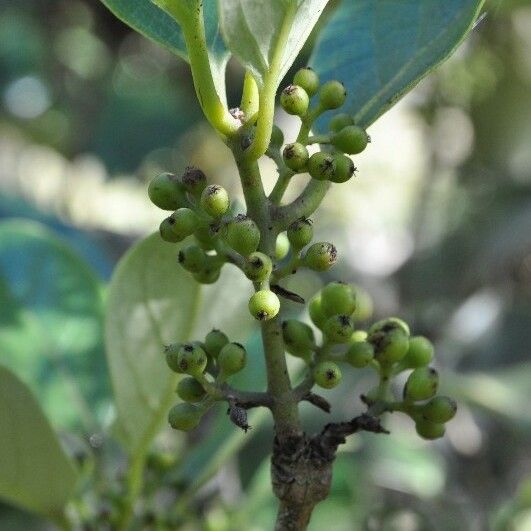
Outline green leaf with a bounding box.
[0,365,78,517]
[310,0,485,129]
[219,0,329,87]
[105,233,253,454]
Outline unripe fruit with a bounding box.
[313,361,342,389]
[331,125,369,155]
[171,208,199,240]
[177,343,208,376]
[404,367,439,401]
[218,342,247,375]
[270,125,284,149]
[160,217,182,243]
[244,252,273,282]
[369,317,410,337]
[193,260,221,284]
[350,330,368,342]
[181,166,207,197]
[330,153,356,183]
[351,285,373,321]
[369,327,409,364]
[323,314,354,343]
[178,245,207,273]
[280,84,310,116]
[287,218,313,250]
[282,320,315,358]
[329,113,354,133]
[248,290,280,321]
[148,172,186,210]
[415,418,445,440]
[422,396,457,423]
[194,223,217,250]
[319,80,347,110]
[165,343,183,373]
[320,281,356,317]
[309,294,327,329]
[283,143,309,171]
[402,336,434,368]
[345,340,374,368]
[275,233,290,260]
[303,242,338,271]
[293,67,320,97]
[168,403,202,431]
[224,214,260,256]
[200,184,230,218]
[307,152,336,181]
[204,329,229,358]
[176,377,206,402]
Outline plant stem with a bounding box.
[241,70,259,118]
[277,180,330,229]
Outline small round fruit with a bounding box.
[248,290,280,321]
[244,252,273,282]
[270,125,284,149]
[415,418,445,440]
[313,361,342,389]
[293,67,320,97]
[323,314,354,343]
[422,396,457,423]
[287,218,313,250]
[176,377,206,403]
[171,208,199,240]
[319,80,347,110]
[283,143,309,171]
[165,343,183,373]
[350,330,368,342]
[204,329,229,358]
[282,320,315,358]
[320,281,356,317]
[148,172,186,210]
[330,153,356,183]
[331,125,369,155]
[200,184,230,218]
[369,317,410,337]
[194,223,217,250]
[181,166,207,197]
[307,152,336,181]
[168,403,202,431]
[402,336,434,368]
[303,242,338,271]
[345,341,374,368]
[160,217,182,243]
[280,84,310,116]
[309,294,327,329]
[193,261,221,284]
[329,113,354,133]
[404,367,439,402]
[178,245,207,273]
[224,214,260,256]
[369,327,409,364]
[177,343,208,376]
[275,233,290,260]
[218,342,247,375]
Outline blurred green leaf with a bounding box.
[0,365,78,518]
[310,0,485,129]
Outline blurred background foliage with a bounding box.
[0,0,530,529]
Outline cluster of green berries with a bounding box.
[277,67,370,185]
[166,329,248,431]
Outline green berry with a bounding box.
[165,343,183,373]
[218,342,247,375]
[283,143,309,171]
[323,314,354,343]
[345,341,374,368]
[319,80,346,110]
[369,327,409,364]
[402,336,434,368]
[159,217,182,243]
[330,153,356,183]
[248,290,280,321]
[303,242,338,271]
[404,367,439,401]
[168,403,202,431]
[415,418,445,440]
[181,166,207,197]
[194,223,217,250]
[293,67,320,97]
[351,285,373,321]
[244,252,273,282]
[193,259,221,284]
[313,361,342,389]
[282,320,315,358]
[320,281,356,317]
[309,294,327,329]
[224,214,260,256]
[200,184,230,218]
[329,113,354,133]
[178,245,207,273]
[331,125,369,155]
[369,317,410,337]
[171,208,199,240]
[307,151,336,181]
[275,232,290,260]
[350,330,368,342]
[176,377,206,402]
[270,125,284,148]
[148,172,186,210]
[280,84,309,116]
[421,396,457,423]
[204,329,229,358]
[287,218,313,249]
[177,343,208,376]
